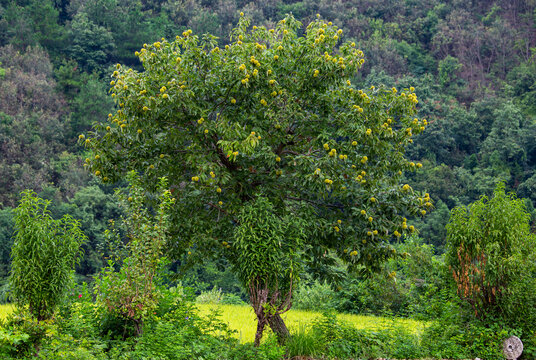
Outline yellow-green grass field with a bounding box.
[197,303,426,343]
[0,304,15,321]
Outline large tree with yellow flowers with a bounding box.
[81,14,430,344]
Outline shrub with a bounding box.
[445,183,536,336]
[10,190,86,321]
[293,281,336,311]
[220,293,246,305]
[94,173,174,337]
[196,287,224,304]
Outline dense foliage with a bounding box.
[446,183,536,330]
[10,191,86,321]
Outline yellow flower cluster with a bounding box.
[250,56,260,67]
[408,92,418,104]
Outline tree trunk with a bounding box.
[267,313,290,344]
[134,318,143,337]
[253,316,266,347]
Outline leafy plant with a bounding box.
[196,287,224,304]
[293,281,336,312]
[446,183,536,322]
[10,190,86,321]
[94,172,174,337]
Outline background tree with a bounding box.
[83,14,430,342]
[10,190,86,321]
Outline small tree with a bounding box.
[82,14,430,342]
[446,183,536,322]
[95,172,173,337]
[11,190,86,321]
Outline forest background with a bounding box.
[0,0,536,320]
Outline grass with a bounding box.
[196,303,426,343]
[0,304,15,321]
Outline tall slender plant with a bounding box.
[11,190,86,321]
[95,172,174,336]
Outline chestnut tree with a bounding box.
[81,14,430,343]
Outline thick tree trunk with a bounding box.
[253,316,266,347]
[248,279,292,346]
[267,313,290,344]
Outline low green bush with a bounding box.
[196,287,224,304]
[220,293,246,305]
[285,311,424,360]
[293,281,336,312]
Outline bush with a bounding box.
[445,183,536,352]
[196,287,224,304]
[285,311,424,359]
[334,236,446,318]
[94,173,174,337]
[293,281,336,311]
[10,190,86,321]
[220,293,246,305]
